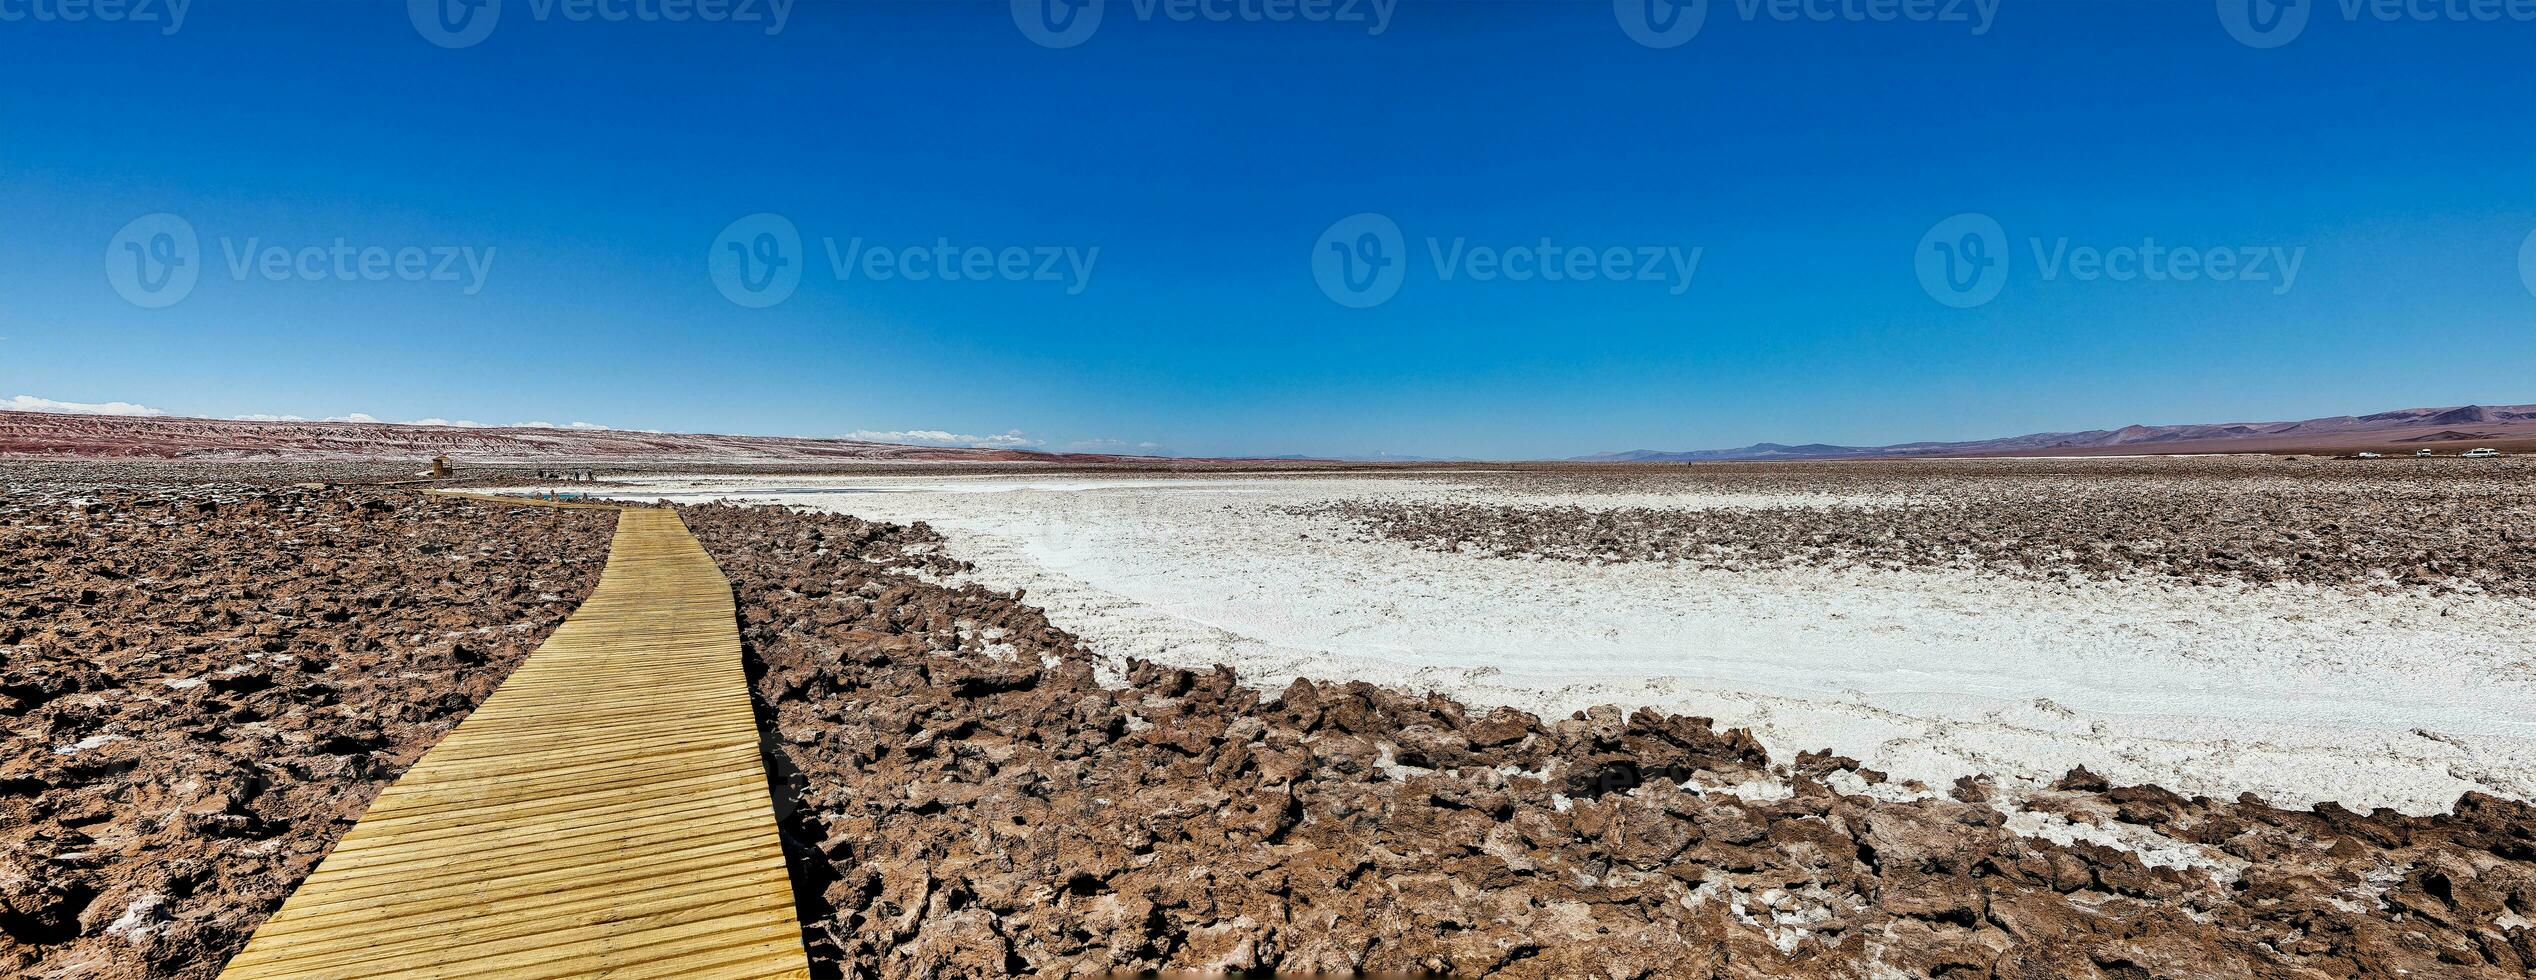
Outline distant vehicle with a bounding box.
[2417,449,2436,457]
[2463,448,2501,458]
[2355,452,2382,459]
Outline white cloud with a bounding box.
[238,413,498,428]
[4,395,166,417]
[848,428,1044,449]
[12,397,659,434]
[1063,438,1166,453]
[260,415,630,431]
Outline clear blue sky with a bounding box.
[5,0,2532,459]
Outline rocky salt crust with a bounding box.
[0,482,612,979]
[607,464,2536,815]
[7,458,2533,977]
[1297,468,2536,597]
[683,501,2536,977]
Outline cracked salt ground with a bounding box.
[51,733,126,756]
[2,485,617,980]
[1683,764,2244,882]
[1684,878,1863,956]
[605,471,2536,814]
[1998,800,2247,879]
[9,479,2533,978]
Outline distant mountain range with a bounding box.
[1258,453,1465,463]
[1577,403,2536,462]
[0,411,1161,464]
[13,401,2531,466]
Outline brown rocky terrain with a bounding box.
[684,501,2536,979]
[1295,457,2536,597]
[8,462,2534,978]
[0,482,614,979]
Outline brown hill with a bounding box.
[0,412,1151,464]
[1582,402,2536,461]
[2396,430,2501,444]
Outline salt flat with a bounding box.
[603,470,2536,814]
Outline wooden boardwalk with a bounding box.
[220,503,810,980]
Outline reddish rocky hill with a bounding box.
[1583,402,2536,461]
[0,412,1143,464]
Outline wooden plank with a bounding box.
[219,504,810,980]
